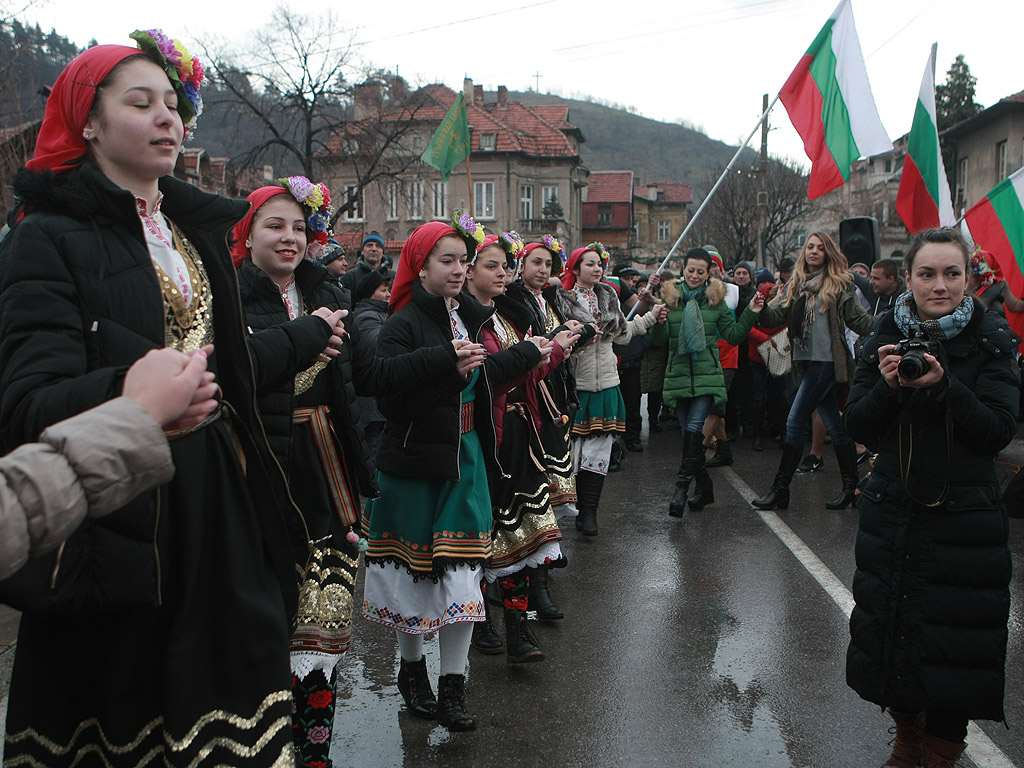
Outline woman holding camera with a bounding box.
[844,228,1018,767]
[752,232,873,510]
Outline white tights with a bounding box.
[396,622,474,677]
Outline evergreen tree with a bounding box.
[935,54,983,132]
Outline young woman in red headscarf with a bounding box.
[552,243,667,535]
[0,34,348,767]
[361,214,546,730]
[462,232,576,661]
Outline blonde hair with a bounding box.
[780,232,851,312]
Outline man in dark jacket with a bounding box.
[851,258,905,316]
[340,231,388,292]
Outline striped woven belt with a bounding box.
[460,402,474,434]
[293,405,359,527]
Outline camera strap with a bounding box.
[897,389,951,508]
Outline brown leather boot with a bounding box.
[881,711,925,768]
[921,735,966,767]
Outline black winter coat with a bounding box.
[375,283,543,482]
[0,163,331,617]
[844,301,1020,720]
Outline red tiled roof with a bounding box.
[1001,89,1024,103]
[586,171,634,203]
[634,181,692,204]
[325,84,579,160]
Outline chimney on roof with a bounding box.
[389,75,408,103]
[464,78,474,102]
[473,85,484,105]
[497,86,508,107]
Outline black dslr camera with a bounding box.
[893,326,942,381]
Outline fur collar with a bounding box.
[661,277,726,310]
[554,280,627,337]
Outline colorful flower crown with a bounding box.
[498,231,526,275]
[453,209,486,261]
[585,241,611,271]
[279,176,334,260]
[540,235,566,265]
[130,29,204,137]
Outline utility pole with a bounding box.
[757,93,769,270]
[533,71,543,92]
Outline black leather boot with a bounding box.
[826,442,860,510]
[669,431,700,517]
[706,438,733,467]
[752,443,802,510]
[504,608,544,663]
[687,439,715,511]
[397,656,437,719]
[575,470,603,536]
[470,597,504,654]
[436,674,476,731]
[527,565,564,620]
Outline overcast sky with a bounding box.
[23,0,1024,179]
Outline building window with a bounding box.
[432,182,447,219]
[408,181,424,220]
[997,140,1008,181]
[657,220,671,242]
[474,181,495,219]
[884,158,892,173]
[598,204,612,227]
[957,156,969,212]
[343,185,362,221]
[480,133,497,152]
[542,185,559,208]
[412,135,424,152]
[385,183,399,220]
[520,185,534,220]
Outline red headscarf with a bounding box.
[389,221,458,315]
[561,246,596,289]
[476,233,500,261]
[229,186,292,268]
[27,45,142,174]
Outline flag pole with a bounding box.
[627,94,780,319]
[466,152,475,219]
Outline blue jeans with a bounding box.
[784,361,851,448]
[675,395,713,435]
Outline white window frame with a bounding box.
[385,183,399,221]
[343,185,362,221]
[542,185,559,209]
[657,220,671,242]
[432,182,447,220]
[408,181,424,221]
[520,185,534,220]
[474,181,495,220]
[480,133,497,152]
[997,140,1008,181]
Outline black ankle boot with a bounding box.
[752,443,802,510]
[706,439,733,467]
[397,656,437,719]
[437,674,476,731]
[471,598,504,654]
[504,609,544,663]
[575,470,603,536]
[826,442,860,510]
[670,431,700,517]
[687,448,715,511]
[527,565,564,620]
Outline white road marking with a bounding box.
[722,467,1017,768]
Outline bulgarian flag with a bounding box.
[895,44,955,234]
[780,0,892,199]
[964,168,1024,299]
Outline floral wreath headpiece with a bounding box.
[540,234,567,266]
[453,209,486,262]
[497,231,526,276]
[585,241,611,271]
[130,29,205,138]
[279,176,334,260]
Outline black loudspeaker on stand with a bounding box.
[839,217,880,266]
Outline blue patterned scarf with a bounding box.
[893,290,973,341]
[676,282,708,358]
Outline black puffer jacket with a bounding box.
[375,283,543,481]
[0,163,331,616]
[844,301,1020,720]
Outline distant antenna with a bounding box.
[533,71,543,92]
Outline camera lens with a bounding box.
[898,349,929,381]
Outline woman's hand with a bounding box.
[878,344,902,390]
[553,328,579,352]
[749,292,765,313]
[878,345,946,390]
[529,335,554,367]
[312,307,348,362]
[898,353,946,389]
[564,320,584,334]
[451,338,486,378]
[125,346,219,429]
[652,304,669,324]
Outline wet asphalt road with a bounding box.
[329,418,1024,768]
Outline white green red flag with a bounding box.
[780,0,892,199]
[964,168,1024,298]
[895,44,955,234]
